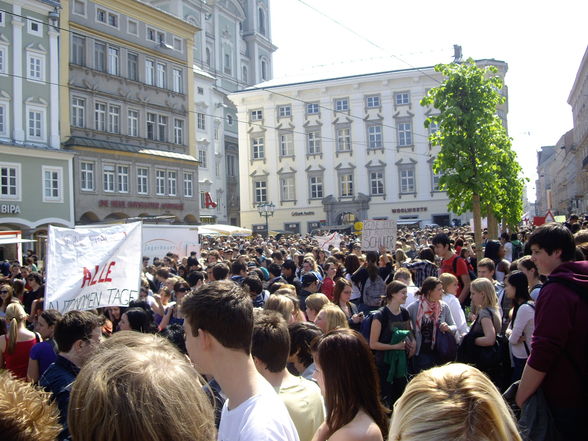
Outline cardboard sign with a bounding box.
[361,220,397,251]
[45,223,142,313]
[314,232,343,250]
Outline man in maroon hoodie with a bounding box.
[516,223,588,440]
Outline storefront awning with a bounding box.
[0,238,37,245]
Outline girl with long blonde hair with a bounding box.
[0,303,38,379]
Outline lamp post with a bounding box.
[257,202,275,237]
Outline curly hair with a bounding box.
[0,371,61,441]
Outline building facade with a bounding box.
[535,45,588,218]
[535,146,556,216]
[147,0,276,224]
[230,60,509,234]
[568,45,588,214]
[60,0,200,224]
[0,0,75,256]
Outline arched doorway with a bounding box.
[79,211,100,224]
[336,212,357,225]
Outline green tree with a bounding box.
[421,59,525,256]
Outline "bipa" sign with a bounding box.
[0,204,21,214]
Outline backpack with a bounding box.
[359,308,381,343]
[452,256,477,285]
[362,275,387,307]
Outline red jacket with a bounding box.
[527,261,588,407]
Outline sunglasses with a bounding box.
[176,288,189,292]
[0,290,8,294]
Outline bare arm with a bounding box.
[516,363,546,407]
[158,304,174,331]
[369,318,405,351]
[27,358,40,383]
[474,317,496,347]
[458,274,471,304]
[311,422,330,441]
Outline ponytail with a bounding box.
[5,303,27,354]
[8,318,18,354]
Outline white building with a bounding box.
[230,60,508,234]
[146,0,276,224]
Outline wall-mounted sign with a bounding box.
[285,223,300,233]
[98,200,184,210]
[0,204,21,214]
[292,211,315,216]
[391,207,428,213]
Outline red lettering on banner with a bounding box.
[81,267,92,288]
[81,261,117,288]
[205,192,217,208]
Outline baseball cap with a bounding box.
[301,273,318,287]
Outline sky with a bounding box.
[269,0,588,202]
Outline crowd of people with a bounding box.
[0,217,587,441]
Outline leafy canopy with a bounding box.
[421,59,525,226]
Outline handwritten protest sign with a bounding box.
[45,222,142,313]
[314,232,343,250]
[361,220,397,251]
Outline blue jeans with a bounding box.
[511,356,527,383]
[412,352,437,374]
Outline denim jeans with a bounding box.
[511,356,527,383]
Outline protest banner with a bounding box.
[361,220,397,251]
[142,225,200,261]
[314,232,343,250]
[45,222,142,313]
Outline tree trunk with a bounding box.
[488,211,498,240]
[472,194,483,261]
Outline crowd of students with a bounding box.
[0,219,587,441]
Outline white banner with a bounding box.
[142,225,200,261]
[361,220,397,251]
[314,232,343,250]
[45,223,142,313]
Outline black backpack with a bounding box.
[452,256,477,285]
[512,241,524,260]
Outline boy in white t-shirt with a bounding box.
[182,280,299,441]
[439,273,469,342]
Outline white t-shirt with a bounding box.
[442,293,469,342]
[346,273,361,301]
[508,303,535,359]
[218,378,300,441]
[405,285,419,308]
[503,242,513,262]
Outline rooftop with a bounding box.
[63,137,198,162]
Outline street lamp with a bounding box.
[257,202,275,237]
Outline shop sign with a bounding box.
[391,207,428,213]
[0,204,21,214]
[98,200,184,210]
[292,211,315,216]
